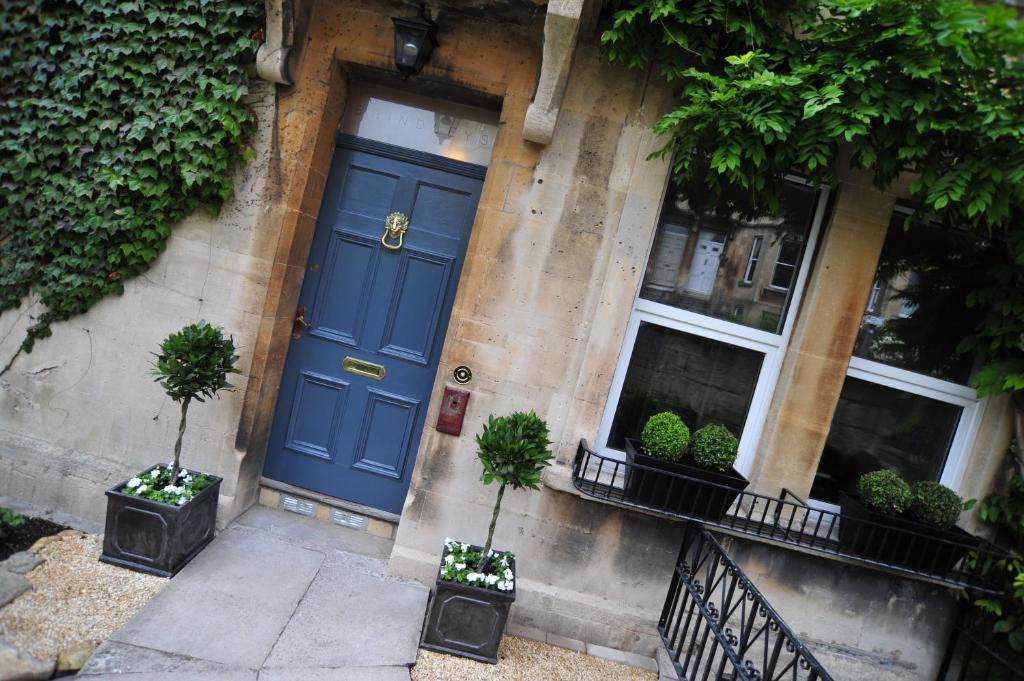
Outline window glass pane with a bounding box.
[607,322,764,450]
[742,236,762,284]
[339,82,499,166]
[810,377,962,505]
[640,180,819,333]
[852,213,992,384]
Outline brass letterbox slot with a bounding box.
[342,357,386,380]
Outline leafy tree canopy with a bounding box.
[602,0,1024,398]
[0,0,261,371]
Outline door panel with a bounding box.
[379,249,454,365]
[352,388,420,478]
[283,371,349,461]
[263,140,485,514]
[310,232,380,347]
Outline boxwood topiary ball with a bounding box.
[908,480,962,530]
[640,412,690,461]
[857,470,912,516]
[690,424,738,472]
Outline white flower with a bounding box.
[179,468,189,478]
[177,497,187,505]
[150,469,160,479]
[466,572,483,582]
[454,563,466,571]
[444,554,455,565]
[460,543,469,552]
[126,477,142,489]
[137,485,147,493]
[485,574,499,585]
[184,475,192,483]
[164,485,178,494]
[497,580,513,591]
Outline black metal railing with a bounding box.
[572,439,1008,593]
[661,524,833,681]
[936,605,1024,681]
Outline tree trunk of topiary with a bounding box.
[170,397,190,484]
[476,483,506,573]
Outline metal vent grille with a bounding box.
[279,494,316,516]
[331,509,368,531]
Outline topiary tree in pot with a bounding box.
[100,321,239,577]
[624,415,748,520]
[420,410,552,664]
[839,470,975,574]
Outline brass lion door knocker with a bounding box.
[382,211,409,251]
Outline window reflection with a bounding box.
[640,180,819,334]
[852,213,991,385]
[607,323,764,450]
[810,377,962,504]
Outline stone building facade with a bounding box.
[0,1,1014,679]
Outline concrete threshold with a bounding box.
[258,478,399,541]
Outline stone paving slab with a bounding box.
[3,550,43,574]
[263,563,428,669]
[0,569,31,607]
[111,524,324,668]
[91,506,426,679]
[80,641,239,676]
[260,666,411,680]
[80,672,257,681]
[232,505,394,561]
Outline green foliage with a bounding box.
[974,473,1024,651]
[119,464,212,506]
[0,507,26,530]
[640,411,690,461]
[690,423,738,472]
[475,411,553,490]
[857,469,912,515]
[438,539,515,592]
[0,0,261,359]
[908,480,962,529]
[601,0,1024,397]
[153,321,239,404]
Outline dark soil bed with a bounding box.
[0,516,68,561]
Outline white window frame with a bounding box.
[766,238,801,292]
[808,205,986,511]
[595,176,832,478]
[742,235,763,285]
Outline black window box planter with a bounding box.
[838,492,979,575]
[420,543,516,664]
[99,464,222,578]
[624,438,749,521]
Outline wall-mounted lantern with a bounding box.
[392,5,439,79]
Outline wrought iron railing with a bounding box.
[572,439,1008,594]
[661,524,833,681]
[936,605,1024,681]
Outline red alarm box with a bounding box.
[436,385,470,436]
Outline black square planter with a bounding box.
[624,439,749,520]
[420,543,516,664]
[100,464,222,578]
[838,493,979,575]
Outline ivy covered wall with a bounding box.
[0,0,262,369]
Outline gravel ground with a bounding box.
[412,636,658,681]
[0,532,165,660]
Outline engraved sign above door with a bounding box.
[263,136,485,514]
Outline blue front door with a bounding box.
[263,138,485,514]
